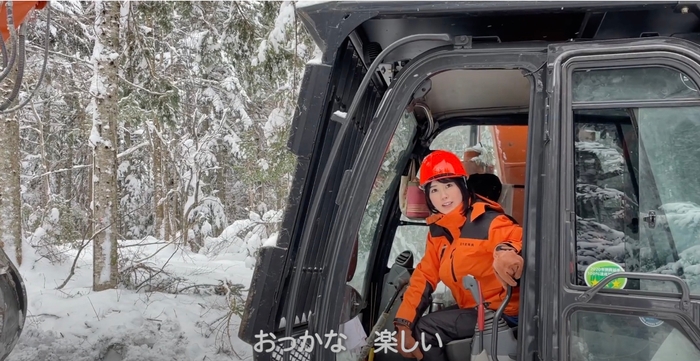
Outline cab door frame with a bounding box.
[317,43,549,361]
[543,37,700,361]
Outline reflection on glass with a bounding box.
[387,216,427,268]
[347,110,416,297]
[573,110,638,285]
[430,125,474,155]
[571,66,700,295]
[570,311,700,361]
[572,66,700,102]
[573,107,700,294]
[636,107,700,293]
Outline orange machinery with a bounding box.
[463,125,528,224]
[0,1,47,42]
[487,125,528,225]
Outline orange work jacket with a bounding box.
[394,196,522,328]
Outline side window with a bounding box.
[570,65,700,361]
[572,66,699,101]
[430,125,477,156]
[429,125,497,175]
[348,110,417,296]
[430,125,500,176]
[572,109,639,287]
[388,218,427,267]
[572,67,700,293]
[571,311,700,361]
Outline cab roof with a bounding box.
[296,1,696,64]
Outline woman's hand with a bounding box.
[493,244,524,288]
[395,324,424,359]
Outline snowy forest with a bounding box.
[0,1,317,360]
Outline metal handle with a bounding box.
[463,275,482,305]
[576,272,691,310]
[491,285,513,361]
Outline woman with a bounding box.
[393,150,524,361]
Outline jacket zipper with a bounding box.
[450,248,457,283]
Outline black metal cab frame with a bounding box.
[240,2,700,361]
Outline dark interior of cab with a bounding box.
[352,67,531,361]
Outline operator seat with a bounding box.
[468,173,502,202]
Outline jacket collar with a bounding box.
[426,202,466,229]
[469,195,504,222]
[426,195,504,227]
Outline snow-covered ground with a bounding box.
[7,232,262,361]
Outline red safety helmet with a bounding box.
[419,150,467,188]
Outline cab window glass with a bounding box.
[388,217,427,267]
[428,124,500,177]
[570,311,700,361]
[571,66,700,295]
[348,110,417,296]
[429,125,476,156]
[572,66,700,102]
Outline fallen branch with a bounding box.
[56,234,91,290]
[118,241,169,249]
[175,283,220,294]
[87,296,100,321]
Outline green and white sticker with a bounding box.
[639,317,664,327]
[584,260,627,289]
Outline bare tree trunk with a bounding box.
[65,100,82,204]
[149,118,166,240]
[166,152,177,242]
[0,111,22,267]
[215,150,229,236]
[38,98,51,207]
[0,25,23,267]
[90,0,120,291]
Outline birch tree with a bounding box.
[88,0,120,291]
[0,7,24,266]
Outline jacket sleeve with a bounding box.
[489,214,523,253]
[393,233,441,328]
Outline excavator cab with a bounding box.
[239,2,700,361]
